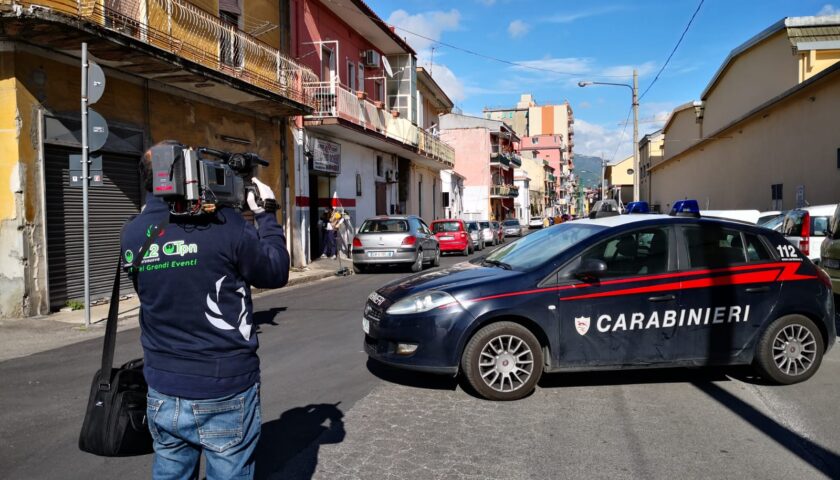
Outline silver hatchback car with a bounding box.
[352,216,440,273]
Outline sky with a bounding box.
[364,0,840,163]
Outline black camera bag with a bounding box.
[78,222,164,457]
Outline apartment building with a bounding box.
[0,0,317,316]
[440,113,521,221]
[292,0,455,264]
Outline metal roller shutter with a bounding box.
[45,147,142,309]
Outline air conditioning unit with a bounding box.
[385,170,399,183]
[363,50,381,68]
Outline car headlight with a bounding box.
[386,291,457,315]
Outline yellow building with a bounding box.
[649,15,840,211]
[605,155,634,205]
[0,1,315,316]
[639,129,664,209]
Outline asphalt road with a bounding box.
[3,236,840,479]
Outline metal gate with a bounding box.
[45,147,142,309]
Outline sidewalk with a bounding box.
[0,257,352,362]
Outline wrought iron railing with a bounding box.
[6,0,318,106]
[304,81,454,167]
[490,185,518,197]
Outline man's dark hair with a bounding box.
[140,140,183,192]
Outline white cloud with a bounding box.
[508,20,530,38]
[511,56,594,75]
[386,9,464,104]
[544,6,627,24]
[386,9,461,52]
[818,4,839,15]
[600,61,657,78]
[572,117,665,161]
[429,64,465,102]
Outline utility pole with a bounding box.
[632,68,640,202]
[81,43,91,328]
[600,152,606,201]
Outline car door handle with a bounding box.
[745,286,770,293]
[648,294,676,302]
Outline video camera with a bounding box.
[149,143,269,215]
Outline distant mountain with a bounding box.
[573,155,605,189]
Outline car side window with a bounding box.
[744,233,773,262]
[681,225,746,268]
[581,227,671,278]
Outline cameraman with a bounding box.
[121,141,289,479]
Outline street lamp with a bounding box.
[578,69,640,202]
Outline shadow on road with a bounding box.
[253,307,287,326]
[255,403,345,480]
[366,358,458,391]
[694,381,840,476]
[538,366,732,389]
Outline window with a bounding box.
[812,216,831,237]
[771,183,783,211]
[432,221,461,233]
[359,219,408,233]
[744,234,772,262]
[376,155,384,177]
[682,225,746,268]
[321,46,335,83]
[442,192,450,206]
[581,227,671,278]
[347,61,356,91]
[374,80,384,102]
[484,223,604,271]
[219,6,243,68]
[532,137,539,144]
[358,63,364,93]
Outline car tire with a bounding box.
[411,249,424,273]
[461,321,543,401]
[463,244,470,256]
[754,314,824,385]
[353,263,366,274]
[432,247,440,267]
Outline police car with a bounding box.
[363,201,836,400]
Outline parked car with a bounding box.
[820,203,840,295]
[702,209,761,224]
[352,216,440,273]
[478,220,497,246]
[780,205,835,263]
[465,221,485,251]
[491,221,505,244]
[502,219,524,237]
[759,211,787,231]
[529,216,544,229]
[758,210,782,225]
[430,219,471,256]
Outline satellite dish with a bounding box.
[382,56,393,77]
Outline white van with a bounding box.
[701,209,761,224]
[780,204,836,262]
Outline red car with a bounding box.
[430,219,472,255]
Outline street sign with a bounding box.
[87,108,109,153]
[87,61,106,105]
[69,170,103,187]
[796,185,805,208]
[69,154,102,172]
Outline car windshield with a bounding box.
[503,220,519,226]
[359,219,409,233]
[483,223,605,270]
[432,221,461,233]
[466,222,479,231]
[480,222,490,229]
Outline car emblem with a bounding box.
[574,316,591,336]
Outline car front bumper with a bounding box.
[363,300,473,374]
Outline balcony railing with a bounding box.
[304,81,454,167]
[490,185,519,198]
[490,152,511,167]
[9,0,318,106]
[509,153,522,167]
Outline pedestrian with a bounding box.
[543,217,549,228]
[321,207,337,259]
[121,142,289,479]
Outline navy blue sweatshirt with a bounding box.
[121,195,289,399]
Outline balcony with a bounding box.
[490,184,518,198]
[547,173,556,182]
[509,153,522,167]
[490,151,511,168]
[1,1,318,116]
[304,81,455,168]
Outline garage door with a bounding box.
[45,147,142,309]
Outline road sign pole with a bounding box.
[81,43,91,328]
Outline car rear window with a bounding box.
[480,222,490,228]
[432,221,461,233]
[359,219,408,233]
[504,220,519,226]
[781,210,807,236]
[466,222,479,231]
[811,216,830,237]
[682,225,747,268]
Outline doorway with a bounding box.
[375,182,387,215]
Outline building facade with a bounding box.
[440,114,521,221]
[649,15,840,211]
[441,169,465,219]
[0,0,316,316]
[604,155,634,207]
[639,129,664,209]
[291,0,454,265]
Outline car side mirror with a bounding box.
[574,258,608,282]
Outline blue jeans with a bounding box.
[146,383,261,480]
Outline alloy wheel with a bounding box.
[478,334,534,393]
[772,324,817,376]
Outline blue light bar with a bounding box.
[626,201,649,214]
[670,199,701,217]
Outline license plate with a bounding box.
[362,317,370,334]
[440,236,454,240]
[367,251,393,258]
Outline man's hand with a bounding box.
[247,178,278,215]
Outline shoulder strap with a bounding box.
[98,215,169,391]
